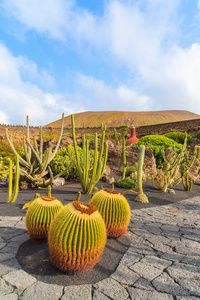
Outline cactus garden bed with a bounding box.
[1,174,200,285]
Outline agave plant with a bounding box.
[6,114,65,187]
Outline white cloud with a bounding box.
[0,0,72,40]
[0,44,85,125]
[78,74,154,111]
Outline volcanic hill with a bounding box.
[45,110,200,128]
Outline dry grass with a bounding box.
[45,110,200,128]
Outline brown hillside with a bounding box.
[45,110,200,128]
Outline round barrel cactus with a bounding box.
[25,196,63,241]
[90,188,131,238]
[48,200,107,273]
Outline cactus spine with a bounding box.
[90,188,131,238]
[25,195,63,241]
[7,155,20,203]
[71,114,108,194]
[48,196,107,273]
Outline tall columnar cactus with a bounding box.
[122,136,127,180]
[113,128,119,145]
[7,155,20,203]
[90,188,131,238]
[182,173,193,191]
[6,114,65,187]
[48,196,107,273]
[196,145,200,160]
[25,195,63,241]
[135,146,149,203]
[71,114,108,194]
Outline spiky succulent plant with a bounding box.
[90,188,131,238]
[48,198,107,273]
[25,196,63,241]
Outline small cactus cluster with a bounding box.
[48,199,107,273]
[90,188,131,238]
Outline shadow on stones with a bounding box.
[16,235,131,286]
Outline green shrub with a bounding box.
[86,134,95,141]
[125,165,138,176]
[50,145,81,179]
[0,155,12,178]
[134,135,183,167]
[164,132,193,145]
[50,145,96,180]
[0,140,22,161]
[116,178,137,189]
[42,133,59,142]
[197,131,200,140]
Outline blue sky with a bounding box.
[1,0,200,125]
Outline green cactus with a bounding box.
[162,135,197,192]
[90,188,131,238]
[182,173,193,191]
[7,155,20,203]
[135,146,149,203]
[25,195,63,241]
[6,114,65,187]
[48,195,107,273]
[71,114,108,194]
[123,146,148,203]
[196,145,200,160]
[113,128,119,145]
[122,136,127,180]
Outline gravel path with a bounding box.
[0,195,200,299]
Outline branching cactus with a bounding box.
[25,194,63,241]
[7,155,20,203]
[90,188,131,238]
[161,135,197,192]
[6,114,65,187]
[71,114,108,194]
[182,173,193,191]
[48,194,107,273]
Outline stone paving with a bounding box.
[0,196,200,299]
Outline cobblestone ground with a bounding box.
[0,196,200,300]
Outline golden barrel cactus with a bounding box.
[48,200,107,273]
[25,196,63,241]
[90,188,131,238]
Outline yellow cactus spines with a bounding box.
[25,196,63,241]
[48,201,107,273]
[90,188,131,238]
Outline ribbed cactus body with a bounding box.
[48,201,107,273]
[25,196,63,241]
[90,188,131,238]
